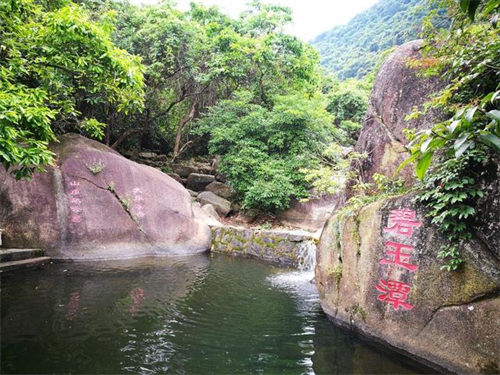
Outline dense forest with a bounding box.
[311,0,445,79]
[2,0,500,236]
[0,0,368,212]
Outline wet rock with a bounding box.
[187,173,215,192]
[156,154,168,162]
[210,225,316,266]
[198,164,213,175]
[316,194,500,374]
[197,191,231,217]
[215,173,226,183]
[0,134,211,260]
[138,152,157,159]
[474,157,500,261]
[205,181,235,200]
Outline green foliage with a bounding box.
[302,144,366,198]
[326,263,343,285]
[0,0,144,178]
[85,160,106,175]
[415,149,487,270]
[312,0,445,79]
[401,0,500,270]
[109,0,321,156]
[196,91,334,212]
[324,78,370,145]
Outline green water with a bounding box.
[1,254,432,374]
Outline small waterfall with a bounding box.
[296,240,317,273]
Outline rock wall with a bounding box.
[316,195,500,374]
[0,134,211,260]
[353,40,447,190]
[315,40,500,373]
[211,225,316,268]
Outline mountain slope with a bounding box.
[311,0,437,80]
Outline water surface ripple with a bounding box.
[1,254,431,374]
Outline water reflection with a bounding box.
[1,254,431,374]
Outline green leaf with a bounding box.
[468,0,481,21]
[460,0,471,13]
[448,119,461,134]
[487,110,500,122]
[416,151,433,180]
[454,133,470,151]
[455,140,474,158]
[478,132,500,150]
[484,0,500,15]
[464,106,477,124]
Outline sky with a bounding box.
[129,0,379,42]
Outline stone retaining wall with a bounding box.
[210,225,316,267]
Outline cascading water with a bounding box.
[296,240,317,273]
[268,239,317,287]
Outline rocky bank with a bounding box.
[0,134,211,260]
[315,40,500,374]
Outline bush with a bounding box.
[196,91,334,212]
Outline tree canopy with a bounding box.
[0,0,144,179]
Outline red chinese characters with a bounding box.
[380,241,418,272]
[377,208,421,311]
[68,180,83,224]
[376,279,414,311]
[384,208,421,237]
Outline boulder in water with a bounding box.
[0,134,211,260]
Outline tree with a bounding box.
[109,0,320,159]
[0,0,144,179]
[196,91,334,212]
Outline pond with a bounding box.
[1,254,432,374]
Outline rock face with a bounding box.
[205,181,235,200]
[474,157,500,261]
[315,40,500,373]
[276,194,344,232]
[353,40,447,190]
[316,195,500,374]
[211,225,316,267]
[186,173,215,192]
[0,134,211,260]
[197,191,231,217]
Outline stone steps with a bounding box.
[0,249,45,262]
[0,248,51,272]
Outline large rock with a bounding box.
[474,157,500,261]
[316,194,500,374]
[173,165,198,178]
[0,134,211,260]
[352,40,447,191]
[201,204,220,221]
[186,173,215,192]
[276,193,344,233]
[197,191,231,217]
[205,181,235,200]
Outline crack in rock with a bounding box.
[68,174,146,235]
[417,290,500,336]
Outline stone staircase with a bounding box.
[0,249,52,272]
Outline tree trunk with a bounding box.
[172,104,196,161]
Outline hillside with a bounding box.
[311,0,437,79]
